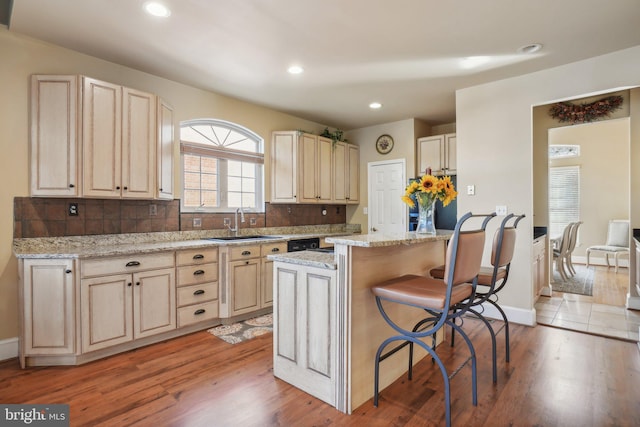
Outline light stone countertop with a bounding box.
[268,250,337,270]
[13,224,360,259]
[325,230,452,248]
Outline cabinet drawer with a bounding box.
[176,263,218,286]
[229,245,261,261]
[176,248,219,266]
[81,252,174,278]
[177,283,218,307]
[261,242,287,257]
[177,301,219,327]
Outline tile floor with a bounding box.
[536,294,640,341]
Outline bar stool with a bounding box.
[430,213,524,382]
[370,212,493,427]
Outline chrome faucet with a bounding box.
[229,207,246,236]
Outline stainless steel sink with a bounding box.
[205,235,280,241]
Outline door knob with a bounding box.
[372,227,378,232]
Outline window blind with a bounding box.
[549,166,580,238]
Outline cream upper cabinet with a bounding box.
[416,133,456,176]
[82,77,156,198]
[156,99,175,200]
[20,258,76,367]
[346,144,360,204]
[299,134,332,203]
[30,74,172,199]
[271,131,358,204]
[271,131,298,203]
[30,75,79,196]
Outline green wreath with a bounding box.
[549,96,623,123]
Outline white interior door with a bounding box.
[368,159,406,234]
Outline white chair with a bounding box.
[552,223,572,281]
[586,219,630,273]
[565,221,582,276]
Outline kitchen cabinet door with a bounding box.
[21,259,76,359]
[317,136,333,202]
[157,98,175,200]
[81,273,133,352]
[347,144,360,204]
[416,133,456,176]
[121,87,156,199]
[82,77,122,198]
[229,258,261,315]
[299,133,319,203]
[333,141,347,203]
[133,268,176,339]
[271,131,298,203]
[30,75,79,197]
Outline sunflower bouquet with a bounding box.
[402,174,457,209]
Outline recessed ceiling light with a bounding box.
[518,43,543,54]
[287,65,304,75]
[460,56,490,69]
[369,102,382,109]
[144,2,171,18]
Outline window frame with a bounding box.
[179,119,265,214]
[549,165,581,239]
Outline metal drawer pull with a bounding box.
[65,269,72,274]
[193,289,205,295]
[241,250,251,256]
[125,261,140,267]
[193,254,204,260]
[193,270,205,275]
[271,248,280,252]
[194,309,206,315]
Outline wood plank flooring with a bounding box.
[1,317,639,426]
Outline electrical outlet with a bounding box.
[467,185,475,196]
[223,218,231,226]
[68,203,78,216]
[149,204,157,216]
[250,218,257,225]
[193,218,202,227]
[496,205,508,215]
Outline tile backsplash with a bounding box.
[14,198,347,238]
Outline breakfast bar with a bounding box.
[269,231,452,413]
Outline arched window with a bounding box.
[180,119,264,212]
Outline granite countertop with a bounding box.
[268,250,337,270]
[326,230,452,248]
[13,225,360,259]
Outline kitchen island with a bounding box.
[269,231,451,413]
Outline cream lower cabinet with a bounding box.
[176,247,219,327]
[533,236,548,298]
[20,259,76,366]
[273,261,337,406]
[80,252,176,353]
[220,242,287,317]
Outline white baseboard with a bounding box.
[478,302,537,327]
[0,337,18,361]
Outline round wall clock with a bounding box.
[376,134,394,154]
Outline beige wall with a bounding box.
[457,45,640,321]
[548,118,630,258]
[0,27,332,341]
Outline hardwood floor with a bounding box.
[1,318,639,426]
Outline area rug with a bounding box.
[207,313,273,344]
[552,264,594,296]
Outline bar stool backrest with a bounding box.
[444,229,486,286]
[491,227,517,268]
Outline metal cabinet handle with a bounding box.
[372,227,378,232]
[193,254,204,260]
[69,184,75,188]
[194,309,206,315]
[65,269,72,274]
[271,248,280,252]
[127,282,132,287]
[193,270,205,275]
[123,186,128,190]
[125,261,140,267]
[193,290,205,295]
[136,282,140,286]
[116,186,121,190]
[241,251,251,256]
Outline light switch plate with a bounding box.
[496,205,508,215]
[467,185,475,195]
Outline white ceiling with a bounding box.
[8,0,640,129]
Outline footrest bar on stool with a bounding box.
[379,340,411,362]
[448,355,473,380]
